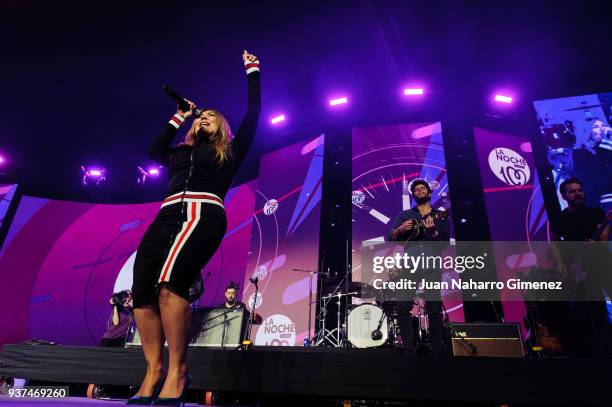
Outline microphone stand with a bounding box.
[244,278,259,345]
[371,309,388,342]
[344,238,351,347]
[441,300,477,355]
[292,268,318,346]
[221,311,228,350]
[121,306,134,347]
[307,270,313,346]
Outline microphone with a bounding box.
[249,275,259,285]
[162,84,203,116]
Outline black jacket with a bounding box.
[148,71,261,199]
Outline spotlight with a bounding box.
[270,114,286,125]
[137,166,162,185]
[0,155,5,164]
[329,96,348,107]
[81,166,107,187]
[494,94,513,104]
[404,88,424,96]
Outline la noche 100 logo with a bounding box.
[255,314,296,346]
[488,147,530,186]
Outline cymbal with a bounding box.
[349,281,378,297]
[563,104,603,111]
[320,292,357,300]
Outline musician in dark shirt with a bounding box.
[389,180,450,354]
[217,282,246,311]
[550,178,608,243]
[550,177,611,357]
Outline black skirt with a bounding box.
[132,197,227,307]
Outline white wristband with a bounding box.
[244,59,260,75]
[169,113,185,129]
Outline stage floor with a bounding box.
[2,344,611,406]
[0,396,202,406]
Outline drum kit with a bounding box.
[538,101,611,178]
[539,116,576,178]
[312,279,430,349]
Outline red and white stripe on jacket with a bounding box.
[168,113,186,129]
[245,58,260,75]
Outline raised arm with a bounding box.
[232,50,261,167]
[147,100,196,165]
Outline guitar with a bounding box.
[590,209,612,241]
[405,210,449,240]
[566,209,612,285]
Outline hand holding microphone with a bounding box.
[178,99,197,119]
[162,84,202,119]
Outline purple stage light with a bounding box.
[0,155,4,164]
[329,96,348,106]
[271,114,286,125]
[494,94,513,104]
[404,88,424,96]
[81,166,107,187]
[137,166,162,185]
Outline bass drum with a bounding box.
[347,304,388,348]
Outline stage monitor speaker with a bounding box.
[191,307,248,348]
[449,323,524,358]
[127,307,248,349]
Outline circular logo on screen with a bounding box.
[488,148,530,186]
[255,314,296,346]
[352,190,366,205]
[247,293,263,310]
[263,199,279,215]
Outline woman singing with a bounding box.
[128,50,260,406]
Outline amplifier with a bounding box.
[449,323,524,358]
[127,307,249,349]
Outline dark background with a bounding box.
[1,0,611,325]
[1,0,610,202]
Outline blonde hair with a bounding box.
[184,109,232,164]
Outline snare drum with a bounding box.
[346,304,388,348]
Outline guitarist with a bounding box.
[550,177,612,357]
[389,180,449,242]
[389,179,450,354]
